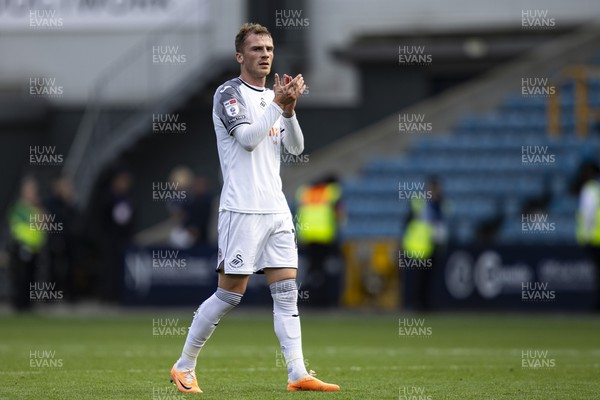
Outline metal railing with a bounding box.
[548,65,600,137]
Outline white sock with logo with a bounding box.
[176,288,242,370]
[270,279,309,382]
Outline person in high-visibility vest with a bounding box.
[576,161,600,311]
[7,176,46,311]
[401,177,447,311]
[295,175,343,307]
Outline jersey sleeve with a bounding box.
[214,85,252,135]
[280,114,304,155]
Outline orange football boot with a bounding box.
[170,364,203,393]
[287,370,340,392]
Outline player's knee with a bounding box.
[215,287,243,308]
[265,268,297,286]
[270,279,299,310]
[218,283,247,296]
[217,271,249,295]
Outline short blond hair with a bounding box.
[235,22,271,53]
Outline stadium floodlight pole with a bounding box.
[169,22,340,393]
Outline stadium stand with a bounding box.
[341,70,600,244]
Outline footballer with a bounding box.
[170,22,340,393]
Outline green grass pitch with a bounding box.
[0,311,599,399]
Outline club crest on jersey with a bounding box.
[224,99,239,117]
[260,98,267,109]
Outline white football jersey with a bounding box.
[213,77,288,213]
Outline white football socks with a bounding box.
[270,279,309,382]
[176,288,242,370]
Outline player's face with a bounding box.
[237,33,274,79]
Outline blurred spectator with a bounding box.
[183,175,214,246]
[295,174,344,307]
[575,161,600,311]
[7,176,46,311]
[167,166,215,249]
[43,176,81,302]
[98,169,135,303]
[167,166,195,248]
[402,177,448,312]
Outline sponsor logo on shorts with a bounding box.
[229,253,244,269]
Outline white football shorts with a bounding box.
[216,210,298,275]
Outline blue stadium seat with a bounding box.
[343,74,598,245]
[549,197,578,215]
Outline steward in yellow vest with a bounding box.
[401,177,447,311]
[295,181,342,245]
[295,176,343,307]
[576,161,600,311]
[7,177,47,311]
[402,198,435,260]
[577,179,600,246]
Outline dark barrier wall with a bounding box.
[121,246,341,306]
[404,245,596,311]
[122,245,218,306]
[123,244,596,310]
